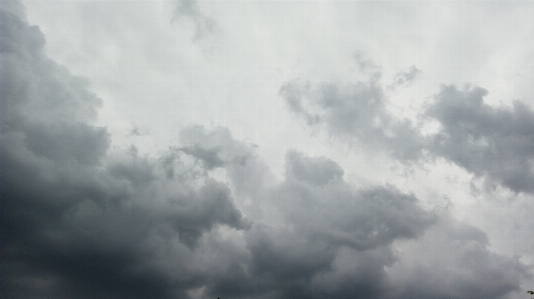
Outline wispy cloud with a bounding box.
[172,0,215,41]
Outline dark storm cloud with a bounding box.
[426,84,534,193]
[0,3,247,298]
[173,0,215,41]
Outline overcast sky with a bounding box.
[2,0,534,298]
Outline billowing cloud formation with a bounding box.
[281,55,534,194]
[1,3,246,297]
[427,84,534,193]
[1,1,531,299]
[277,151,435,252]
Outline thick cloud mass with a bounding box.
[427,84,534,193]
[1,1,531,299]
[1,3,246,298]
[285,150,344,185]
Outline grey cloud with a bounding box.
[0,7,43,59]
[390,65,420,89]
[353,50,382,81]
[285,150,344,185]
[162,133,468,299]
[0,0,26,20]
[282,151,432,249]
[23,121,110,165]
[387,216,530,299]
[280,55,534,194]
[178,125,273,198]
[275,59,530,298]
[247,226,336,281]
[128,124,150,137]
[173,0,215,41]
[164,135,527,299]
[1,4,247,298]
[203,151,435,299]
[308,247,395,299]
[179,143,225,170]
[167,179,251,246]
[426,84,534,193]
[280,75,425,161]
[279,81,322,126]
[276,162,435,251]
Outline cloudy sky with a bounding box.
[2,0,534,298]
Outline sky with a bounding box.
[2,0,534,298]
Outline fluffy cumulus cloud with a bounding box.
[2,1,533,299]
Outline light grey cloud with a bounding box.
[389,65,421,89]
[353,50,382,80]
[277,151,435,251]
[279,57,425,162]
[173,0,215,41]
[387,216,530,299]
[279,81,322,126]
[127,124,150,137]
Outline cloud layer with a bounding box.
[1,1,533,299]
